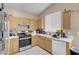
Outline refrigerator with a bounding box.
[0,11,9,54]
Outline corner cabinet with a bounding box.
[32,35,52,54]
[32,35,38,46]
[5,37,19,55]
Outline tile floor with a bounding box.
[15,46,51,55]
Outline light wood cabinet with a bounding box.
[41,37,45,49]
[63,10,71,29]
[66,42,72,55]
[12,38,19,53]
[7,16,37,32]
[32,35,72,54]
[32,35,38,46]
[37,18,45,29]
[38,36,45,48]
[29,19,37,30]
[32,35,52,53]
[45,38,52,53]
[37,36,42,47]
[5,39,13,54]
[5,38,19,55]
[39,36,52,53]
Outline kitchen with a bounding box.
[0,3,79,55]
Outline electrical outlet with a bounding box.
[77,32,79,35]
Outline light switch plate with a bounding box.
[77,32,79,35]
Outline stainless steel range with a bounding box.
[18,32,32,51]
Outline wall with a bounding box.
[71,11,79,47]
[40,3,79,18]
[40,3,79,47]
[4,8,38,20]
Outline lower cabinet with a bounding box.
[12,39,19,53]
[40,37,46,49]
[45,38,52,53]
[38,36,45,48]
[32,35,52,54]
[5,38,19,55]
[32,35,72,55]
[32,36,38,46]
[5,39,13,54]
[40,36,52,53]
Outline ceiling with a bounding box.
[4,3,52,15]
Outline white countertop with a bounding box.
[5,36,19,40]
[35,34,52,38]
[53,36,73,42]
[32,33,73,42]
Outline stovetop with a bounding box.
[18,33,32,38]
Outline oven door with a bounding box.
[19,38,31,48]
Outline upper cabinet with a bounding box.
[45,11,62,32]
[63,10,71,29]
[7,16,37,32]
[37,18,45,30]
[29,19,37,30]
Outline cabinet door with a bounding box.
[5,39,13,55]
[37,36,42,46]
[39,36,45,48]
[29,19,37,30]
[41,37,45,49]
[45,38,52,53]
[32,36,38,46]
[63,10,71,29]
[66,42,72,55]
[13,38,19,53]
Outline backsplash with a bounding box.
[63,29,72,36]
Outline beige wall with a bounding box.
[4,8,39,20]
[40,3,79,47]
[71,11,79,47]
[40,3,79,18]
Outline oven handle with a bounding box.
[19,37,31,40]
